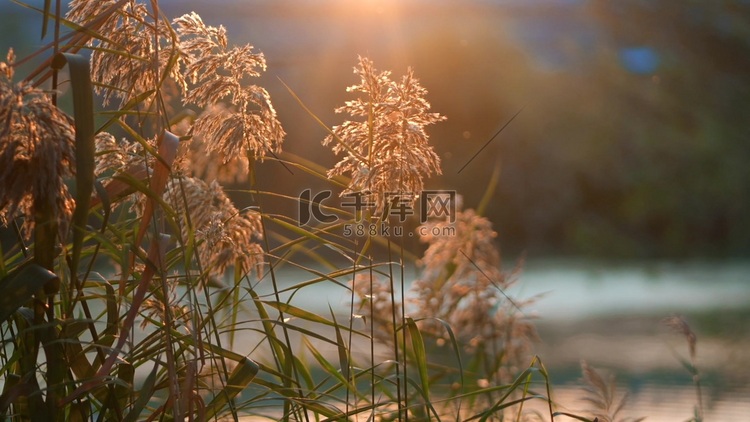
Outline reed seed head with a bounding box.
[175,13,285,164]
[67,0,185,106]
[412,206,537,369]
[0,49,76,237]
[165,176,265,278]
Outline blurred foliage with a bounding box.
[529,0,750,259]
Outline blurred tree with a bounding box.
[488,0,750,258]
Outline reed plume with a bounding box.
[67,0,184,107]
[325,56,445,214]
[414,206,535,355]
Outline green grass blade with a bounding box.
[303,338,354,396]
[204,349,259,419]
[262,301,337,327]
[329,306,350,381]
[405,317,431,405]
[41,0,51,39]
[467,364,547,422]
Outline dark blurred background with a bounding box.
[3,0,749,260]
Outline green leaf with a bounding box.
[0,263,58,322]
[329,306,350,381]
[51,53,95,275]
[41,0,51,39]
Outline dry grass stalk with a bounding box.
[141,277,192,333]
[177,133,251,184]
[662,314,703,421]
[94,131,146,177]
[349,202,537,387]
[663,314,697,361]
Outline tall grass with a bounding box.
[0,1,600,421]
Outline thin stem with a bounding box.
[399,239,408,422]
[387,240,403,419]
[369,258,376,416]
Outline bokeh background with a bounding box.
[2,0,749,419]
[170,0,750,261]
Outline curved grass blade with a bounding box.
[203,346,260,420]
[552,412,597,422]
[262,301,336,327]
[279,77,367,163]
[430,317,465,420]
[0,263,58,322]
[402,376,441,421]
